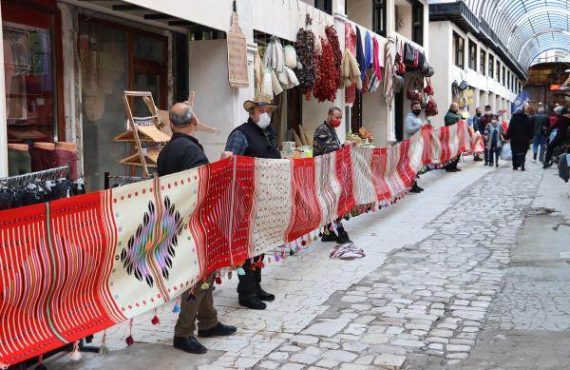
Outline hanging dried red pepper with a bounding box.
[325,25,342,89]
[296,28,316,100]
[313,37,338,102]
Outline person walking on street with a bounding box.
[313,107,355,242]
[404,101,425,193]
[506,106,533,171]
[483,114,506,167]
[224,96,280,310]
[444,102,463,172]
[158,102,237,354]
[530,107,549,163]
[544,106,570,168]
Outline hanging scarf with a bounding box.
[364,31,373,70]
[355,26,366,84]
[384,41,394,108]
[372,37,382,81]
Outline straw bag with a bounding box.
[227,12,249,88]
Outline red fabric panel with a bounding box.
[371,148,392,202]
[438,125,452,163]
[421,125,435,166]
[285,158,322,242]
[396,140,416,189]
[0,192,116,366]
[189,157,255,278]
[335,146,356,217]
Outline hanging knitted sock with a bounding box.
[99,330,110,355]
[125,319,134,346]
[69,341,82,362]
[151,308,160,325]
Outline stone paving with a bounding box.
[251,162,544,369]
[45,159,568,370]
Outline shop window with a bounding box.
[2,1,62,143]
[488,54,494,78]
[453,32,464,69]
[79,17,168,190]
[412,1,423,46]
[314,0,332,14]
[480,50,486,75]
[468,40,477,71]
[496,60,500,81]
[372,0,387,37]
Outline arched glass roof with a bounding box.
[454,0,570,69]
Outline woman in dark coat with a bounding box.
[506,107,534,171]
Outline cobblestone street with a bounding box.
[46,159,570,370]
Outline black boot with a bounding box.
[239,296,267,310]
[238,261,266,309]
[254,265,275,301]
[173,336,208,354]
[321,232,338,242]
[198,323,237,338]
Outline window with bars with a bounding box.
[502,66,506,86]
[453,32,465,69]
[412,1,424,45]
[468,40,477,71]
[314,0,333,14]
[372,0,387,37]
[480,50,486,75]
[488,54,494,78]
[496,60,500,80]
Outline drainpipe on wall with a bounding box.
[0,3,8,177]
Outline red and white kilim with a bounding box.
[0,121,482,366]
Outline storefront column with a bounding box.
[0,3,7,177]
[473,88,480,111]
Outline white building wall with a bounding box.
[429,20,522,125]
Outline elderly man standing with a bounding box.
[444,102,463,172]
[404,101,424,193]
[158,102,237,354]
[225,97,280,310]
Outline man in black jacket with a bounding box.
[158,102,236,354]
[224,97,280,310]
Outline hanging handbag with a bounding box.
[395,40,407,75]
[424,77,434,96]
[393,73,404,93]
[426,95,438,117]
[406,75,424,103]
[404,42,415,65]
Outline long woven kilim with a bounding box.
[0,121,483,366]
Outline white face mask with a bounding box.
[256,113,271,129]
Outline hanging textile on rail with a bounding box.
[0,121,484,367]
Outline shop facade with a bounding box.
[428,5,525,126]
[0,0,431,183]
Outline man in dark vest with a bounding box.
[224,97,281,310]
[158,102,236,354]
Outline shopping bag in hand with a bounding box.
[500,142,512,161]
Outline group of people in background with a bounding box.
[469,102,570,171]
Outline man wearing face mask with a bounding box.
[224,97,280,310]
[313,107,354,245]
[444,102,463,172]
[404,101,425,193]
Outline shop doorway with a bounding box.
[79,17,168,190]
[395,91,404,142]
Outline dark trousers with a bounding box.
[488,146,501,165]
[237,255,264,299]
[175,275,218,337]
[544,136,564,164]
[512,151,527,169]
